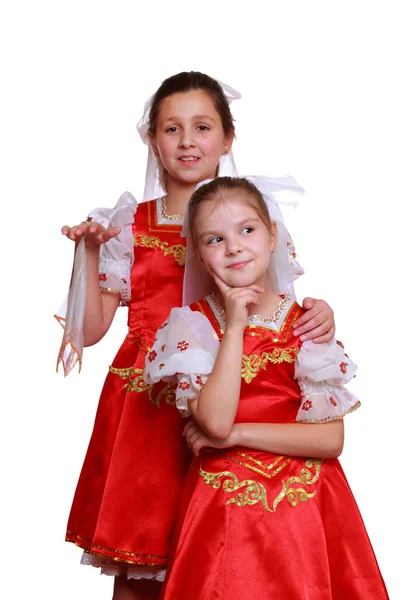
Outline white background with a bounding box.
[1,1,399,598]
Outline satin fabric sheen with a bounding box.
[66,200,191,568]
[161,298,389,599]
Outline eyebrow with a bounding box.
[163,114,216,123]
[199,217,259,240]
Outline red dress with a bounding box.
[66,199,191,569]
[154,295,388,599]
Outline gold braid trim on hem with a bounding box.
[65,533,168,567]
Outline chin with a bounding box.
[227,277,257,288]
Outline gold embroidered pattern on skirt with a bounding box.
[109,366,177,407]
[241,347,299,383]
[226,451,292,479]
[126,331,151,356]
[199,458,323,512]
[134,233,186,266]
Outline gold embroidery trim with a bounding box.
[297,400,361,423]
[241,347,299,383]
[109,366,177,407]
[199,458,323,512]
[66,530,168,566]
[134,233,186,266]
[160,196,184,221]
[226,451,292,479]
[56,336,82,373]
[127,331,151,356]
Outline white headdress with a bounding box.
[181,175,305,306]
[136,78,241,201]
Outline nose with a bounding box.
[226,238,243,256]
[178,127,195,148]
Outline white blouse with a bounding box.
[144,299,360,423]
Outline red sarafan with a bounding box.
[66,199,191,568]
[150,295,388,600]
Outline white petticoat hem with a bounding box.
[80,551,166,581]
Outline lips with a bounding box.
[228,261,250,269]
[178,156,200,162]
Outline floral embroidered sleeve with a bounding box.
[294,339,361,423]
[144,307,220,417]
[88,191,137,304]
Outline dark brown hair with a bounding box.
[148,71,235,137]
[188,177,274,246]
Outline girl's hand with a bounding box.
[183,419,237,456]
[213,272,263,332]
[61,221,121,248]
[293,298,335,343]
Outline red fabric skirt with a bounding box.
[161,448,389,599]
[66,334,191,568]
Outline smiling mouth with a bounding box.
[179,157,200,163]
[229,261,250,269]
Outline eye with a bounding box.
[197,125,210,131]
[166,126,179,133]
[207,236,223,245]
[241,227,254,235]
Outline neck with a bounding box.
[216,276,282,319]
[164,178,199,216]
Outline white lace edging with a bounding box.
[80,552,166,581]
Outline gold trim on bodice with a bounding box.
[241,347,299,383]
[133,233,186,266]
[206,293,295,333]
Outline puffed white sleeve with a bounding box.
[55,191,137,376]
[295,339,361,423]
[87,191,137,303]
[144,307,220,416]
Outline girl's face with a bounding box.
[194,193,277,290]
[149,90,233,189]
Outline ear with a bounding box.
[194,246,212,274]
[270,221,278,252]
[147,131,159,157]
[222,126,235,154]
[194,245,204,266]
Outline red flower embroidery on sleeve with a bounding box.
[329,397,338,407]
[336,340,344,349]
[178,381,190,390]
[159,323,168,330]
[122,278,127,284]
[99,273,107,281]
[148,350,157,362]
[161,344,166,352]
[159,363,165,370]
[86,216,93,222]
[340,362,348,374]
[195,376,204,386]
[177,341,189,352]
[302,400,313,411]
